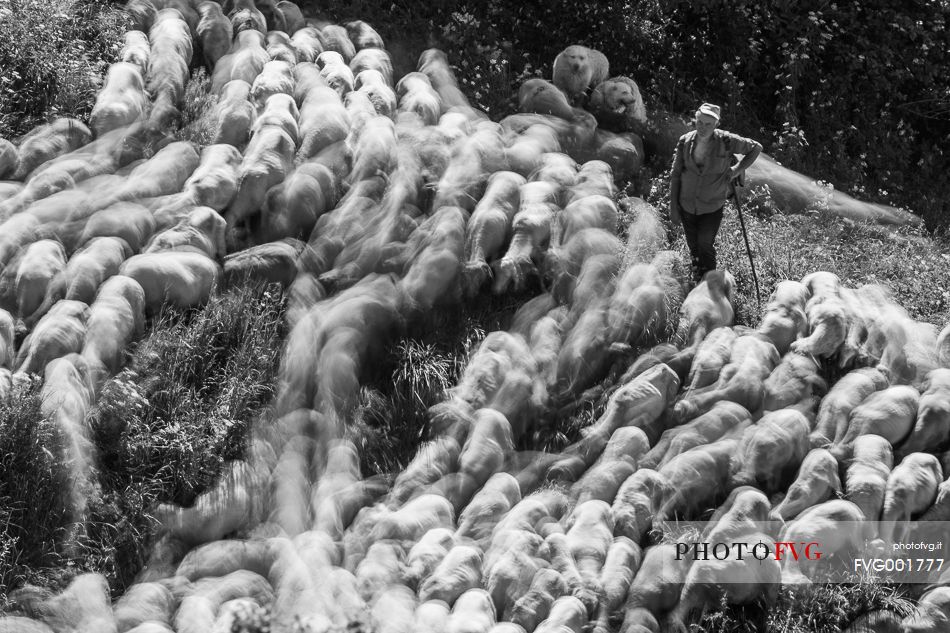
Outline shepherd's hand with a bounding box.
[669,204,681,225]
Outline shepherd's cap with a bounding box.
[698,103,721,120]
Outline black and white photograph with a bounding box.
[0,0,949,631]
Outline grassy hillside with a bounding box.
[1,1,949,631]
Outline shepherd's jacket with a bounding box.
[671,129,758,214]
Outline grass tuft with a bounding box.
[352,338,465,476]
[351,288,539,477]
[175,68,219,147]
[761,581,914,633]
[0,381,72,600]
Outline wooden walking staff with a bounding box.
[730,173,762,311]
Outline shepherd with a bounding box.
[669,103,762,283]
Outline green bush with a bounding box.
[0,0,128,139]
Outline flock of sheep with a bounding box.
[0,0,948,632]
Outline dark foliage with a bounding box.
[0,0,128,138]
[309,0,950,229]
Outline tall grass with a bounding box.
[0,0,127,138]
[352,289,539,476]
[352,340,461,476]
[87,283,285,591]
[0,283,286,600]
[0,382,72,598]
[176,69,219,147]
[764,581,914,633]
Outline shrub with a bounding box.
[0,0,127,138]
[438,10,539,116]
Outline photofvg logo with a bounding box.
[674,540,822,562]
[659,521,950,584]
